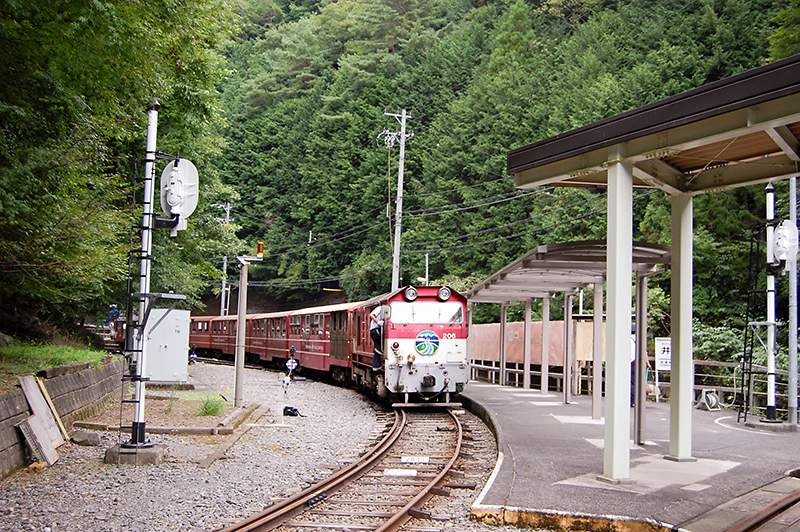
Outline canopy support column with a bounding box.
[500,303,508,386]
[602,144,634,482]
[564,292,575,403]
[669,193,695,461]
[467,302,474,381]
[542,295,550,394]
[592,282,604,420]
[634,273,648,445]
[524,299,532,390]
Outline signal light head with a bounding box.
[257,241,264,258]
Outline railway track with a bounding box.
[719,487,800,532]
[195,356,264,370]
[220,407,465,532]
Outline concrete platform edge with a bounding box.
[471,503,680,532]
[459,393,680,532]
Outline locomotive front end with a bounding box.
[383,286,469,406]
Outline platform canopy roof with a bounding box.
[507,54,800,194]
[465,240,670,304]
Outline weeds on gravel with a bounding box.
[166,383,180,413]
[196,394,226,416]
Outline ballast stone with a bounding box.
[71,430,100,446]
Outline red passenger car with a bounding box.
[287,302,362,376]
[248,311,289,363]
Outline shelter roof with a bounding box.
[507,54,800,194]
[465,240,670,303]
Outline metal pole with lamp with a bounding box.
[234,242,263,408]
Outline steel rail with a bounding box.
[374,408,464,532]
[720,487,800,532]
[220,408,406,532]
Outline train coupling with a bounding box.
[376,373,388,399]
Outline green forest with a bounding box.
[2,0,800,365]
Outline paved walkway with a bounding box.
[460,381,800,531]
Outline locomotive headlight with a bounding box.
[404,286,418,301]
[437,286,451,301]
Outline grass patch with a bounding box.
[0,343,107,392]
[196,394,227,416]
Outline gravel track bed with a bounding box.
[0,363,518,531]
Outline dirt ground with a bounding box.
[86,387,234,429]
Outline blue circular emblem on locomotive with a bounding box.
[415,330,440,355]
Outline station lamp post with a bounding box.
[234,242,263,407]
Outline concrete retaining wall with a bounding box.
[0,356,124,478]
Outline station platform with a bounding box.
[460,381,800,531]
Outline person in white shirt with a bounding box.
[369,306,383,369]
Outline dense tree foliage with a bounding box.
[770,0,800,60]
[0,0,243,334]
[215,0,785,346]
[2,0,800,358]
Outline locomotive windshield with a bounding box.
[389,301,464,324]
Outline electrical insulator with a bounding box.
[257,242,264,259]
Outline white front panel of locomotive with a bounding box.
[385,335,468,394]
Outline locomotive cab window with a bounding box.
[389,301,464,325]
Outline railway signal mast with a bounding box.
[762,183,798,423]
[126,100,198,450]
[378,110,413,292]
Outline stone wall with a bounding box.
[0,356,124,478]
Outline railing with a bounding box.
[470,359,589,394]
[470,358,800,419]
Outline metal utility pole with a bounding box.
[220,201,231,316]
[234,243,263,407]
[379,110,413,292]
[234,258,249,408]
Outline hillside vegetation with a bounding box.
[1,0,799,367]
[215,0,785,332]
